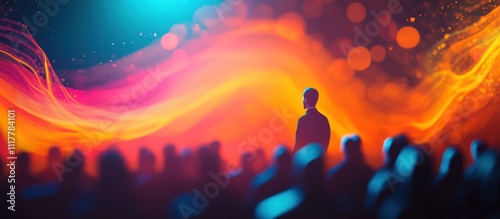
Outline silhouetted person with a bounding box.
[246,145,292,209]
[17,152,37,189]
[432,146,464,218]
[38,146,62,183]
[365,134,409,216]
[294,87,330,153]
[86,149,140,219]
[251,147,269,174]
[57,149,91,219]
[135,147,156,185]
[179,148,199,190]
[255,143,333,218]
[134,147,163,219]
[228,151,257,204]
[378,145,433,219]
[464,139,488,182]
[382,134,409,169]
[458,149,500,218]
[476,150,500,217]
[326,134,374,218]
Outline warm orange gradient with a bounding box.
[0,6,500,172]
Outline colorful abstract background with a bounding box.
[1,0,499,173]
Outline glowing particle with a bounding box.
[346,2,366,23]
[170,24,188,41]
[396,26,420,49]
[370,45,386,62]
[409,17,416,22]
[347,46,372,71]
[161,33,179,51]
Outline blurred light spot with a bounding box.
[347,46,372,71]
[346,2,366,23]
[223,3,249,27]
[328,58,355,82]
[370,45,386,62]
[194,5,220,28]
[161,33,179,51]
[169,24,188,41]
[397,26,420,49]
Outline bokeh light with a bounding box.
[370,45,387,62]
[396,26,421,49]
[161,33,179,51]
[347,46,372,71]
[169,24,188,41]
[346,2,366,23]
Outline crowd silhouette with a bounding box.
[1,135,500,219]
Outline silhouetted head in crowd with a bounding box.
[292,143,324,192]
[98,149,131,195]
[241,151,254,171]
[383,134,409,167]
[163,143,178,172]
[209,140,221,154]
[138,147,155,174]
[48,146,61,163]
[439,146,464,181]
[18,151,31,173]
[341,134,363,161]
[274,145,292,171]
[199,146,220,178]
[395,145,432,191]
[62,149,85,189]
[438,146,464,180]
[303,87,319,109]
[471,139,488,161]
[476,149,500,208]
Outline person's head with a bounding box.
[138,147,156,173]
[341,134,363,160]
[209,140,221,154]
[438,146,464,178]
[273,145,291,171]
[383,134,409,167]
[302,87,319,109]
[471,139,488,161]
[48,146,61,162]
